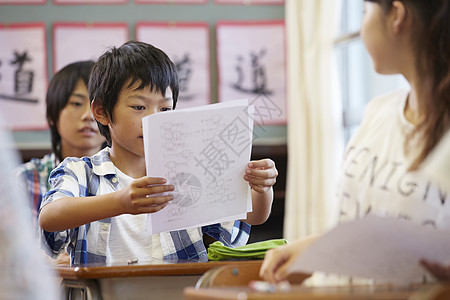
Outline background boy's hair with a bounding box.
[46,60,95,162]
[89,40,180,146]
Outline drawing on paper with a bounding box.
[169,172,202,208]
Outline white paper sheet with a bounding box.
[290,215,450,284]
[143,99,254,234]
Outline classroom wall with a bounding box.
[0,0,287,152]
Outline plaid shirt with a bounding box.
[41,148,250,265]
[17,153,58,229]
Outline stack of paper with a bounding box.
[290,215,450,284]
[142,99,254,234]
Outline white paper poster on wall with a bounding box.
[216,21,287,125]
[0,0,45,4]
[54,0,126,4]
[136,22,210,109]
[53,23,129,73]
[215,0,283,4]
[135,0,206,4]
[0,23,47,130]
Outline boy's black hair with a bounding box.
[46,60,95,162]
[89,40,179,146]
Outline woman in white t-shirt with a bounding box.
[260,0,450,283]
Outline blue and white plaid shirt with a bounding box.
[41,148,250,265]
[16,153,58,230]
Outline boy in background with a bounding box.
[39,41,278,264]
[17,61,106,263]
[17,61,105,230]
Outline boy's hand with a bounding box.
[119,177,174,214]
[244,159,278,194]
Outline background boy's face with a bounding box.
[57,79,105,156]
[107,81,173,159]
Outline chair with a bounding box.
[195,263,309,288]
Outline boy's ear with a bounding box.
[391,1,408,34]
[91,99,109,126]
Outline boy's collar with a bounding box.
[91,147,117,177]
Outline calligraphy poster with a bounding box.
[136,22,210,109]
[55,0,125,4]
[135,0,206,3]
[216,21,287,125]
[0,0,45,4]
[53,23,129,73]
[0,23,47,130]
[215,0,283,4]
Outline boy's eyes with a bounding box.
[132,105,146,111]
[69,101,83,107]
[131,106,173,112]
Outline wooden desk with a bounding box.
[184,283,439,300]
[56,260,262,300]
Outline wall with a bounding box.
[0,0,287,152]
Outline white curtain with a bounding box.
[284,0,343,241]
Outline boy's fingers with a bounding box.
[133,194,174,211]
[248,159,275,169]
[145,184,175,194]
[137,201,170,214]
[134,176,168,187]
[245,175,276,187]
[246,167,278,179]
[130,184,174,199]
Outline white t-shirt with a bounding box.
[337,89,450,228]
[304,89,450,287]
[106,167,163,264]
[423,130,450,194]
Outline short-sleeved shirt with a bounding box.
[337,89,450,227]
[41,147,251,265]
[16,153,58,229]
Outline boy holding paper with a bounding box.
[39,40,278,265]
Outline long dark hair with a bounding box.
[365,0,450,169]
[46,61,95,162]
